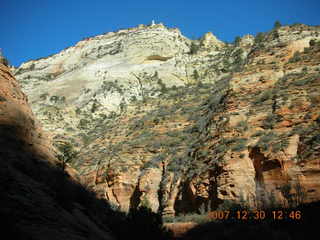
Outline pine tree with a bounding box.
[274,20,282,29]
[0,49,9,66]
[234,36,241,46]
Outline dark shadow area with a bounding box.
[174,182,199,215]
[177,202,320,240]
[0,125,172,240]
[130,185,143,209]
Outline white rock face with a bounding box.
[17,24,190,107]
[200,32,225,49]
[15,24,228,141]
[239,34,255,48]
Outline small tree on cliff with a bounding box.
[140,195,152,210]
[189,42,200,55]
[56,142,79,169]
[273,20,282,29]
[280,183,292,207]
[234,36,241,46]
[293,181,307,207]
[255,32,265,44]
[280,181,307,207]
[0,49,9,66]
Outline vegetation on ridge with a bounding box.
[12,22,320,222]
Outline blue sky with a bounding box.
[1,0,319,66]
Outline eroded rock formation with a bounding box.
[14,23,320,216]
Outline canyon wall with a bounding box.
[14,23,320,216]
[0,62,115,239]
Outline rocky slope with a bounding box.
[14,23,320,216]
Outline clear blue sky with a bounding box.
[1,0,319,67]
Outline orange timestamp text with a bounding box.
[208,210,302,220]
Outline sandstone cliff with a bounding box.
[14,23,320,216]
[0,62,117,239]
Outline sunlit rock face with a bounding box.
[15,23,320,216]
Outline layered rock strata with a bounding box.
[15,23,320,216]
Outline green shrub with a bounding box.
[102,81,123,94]
[251,131,264,138]
[0,96,7,102]
[235,120,248,131]
[309,39,320,47]
[130,119,145,130]
[253,89,274,104]
[190,42,200,55]
[78,118,90,129]
[271,142,283,153]
[289,51,301,63]
[292,77,315,86]
[262,114,282,129]
[273,20,282,29]
[40,93,49,101]
[56,142,79,165]
[255,132,278,151]
[234,36,241,46]
[271,138,289,153]
[157,79,167,93]
[130,95,137,102]
[193,69,200,81]
[231,138,248,152]
[50,95,59,103]
[215,143,228,154]
[166,130,181,138]
[75,108,81,115]
[254,32,265,47]
[0,50,9,66]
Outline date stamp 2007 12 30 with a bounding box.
[208,210,302,221]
